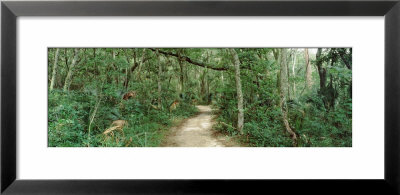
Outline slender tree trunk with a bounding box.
[156,49,162,108]
[64,49,68,69]
[279,49,297,146]
[61,49,68,88]
[273,49,280,91]
[88,96,101,146]
[136,49,146,81]
[200,68,208,101]
[206,76,210,103]
[229,48,244,134]
[123,49,132,90]
[105,49,113,84]
[292,50,297,97]
[63,48,80,92]
[179,61,184,93]
[280,49,289,99]
[305,48,312,90]
[111,50,119,85]
[286,50,291,100]
[178,50,185,93]
[49,48,60,91]
[124,49,142,90]
[316,48,326,91]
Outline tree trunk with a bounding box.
[316,48,326,91]
[124,49,142,90]
[178,50,185,93]
[305,48,312,89]
[338,48,351,69]
[49,48,59,91]
[292,50,297,97]
[156,49,162,108]
[105,49,113,84]
[279,49,297,146]
[316,48,335,110]
[111,50,119,85]
[63,48,80,92]
[123,49,133,90]
[280,49,289,98]
[273,49,281,91]
[136,49,146,81]
[200,68,208,102]
[88,96,101,146]
[229,48,244,134]
[61,49,68,88]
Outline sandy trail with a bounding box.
[162,105,238,147]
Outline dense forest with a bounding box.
[48,48,352,147]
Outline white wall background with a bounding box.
[17,17,384,179]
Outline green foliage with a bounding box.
[48,90,90,147]
[48,89,198,147]
[212,48,352,147]
[48,48,351,147]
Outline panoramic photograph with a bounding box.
[48,48,352,147]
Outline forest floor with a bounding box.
[161,105,240,147]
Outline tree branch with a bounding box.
[149,48,229,71]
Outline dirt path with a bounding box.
[161,105,239,147]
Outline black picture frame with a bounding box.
[1,0,399,194]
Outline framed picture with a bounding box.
[2,0,399,194]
